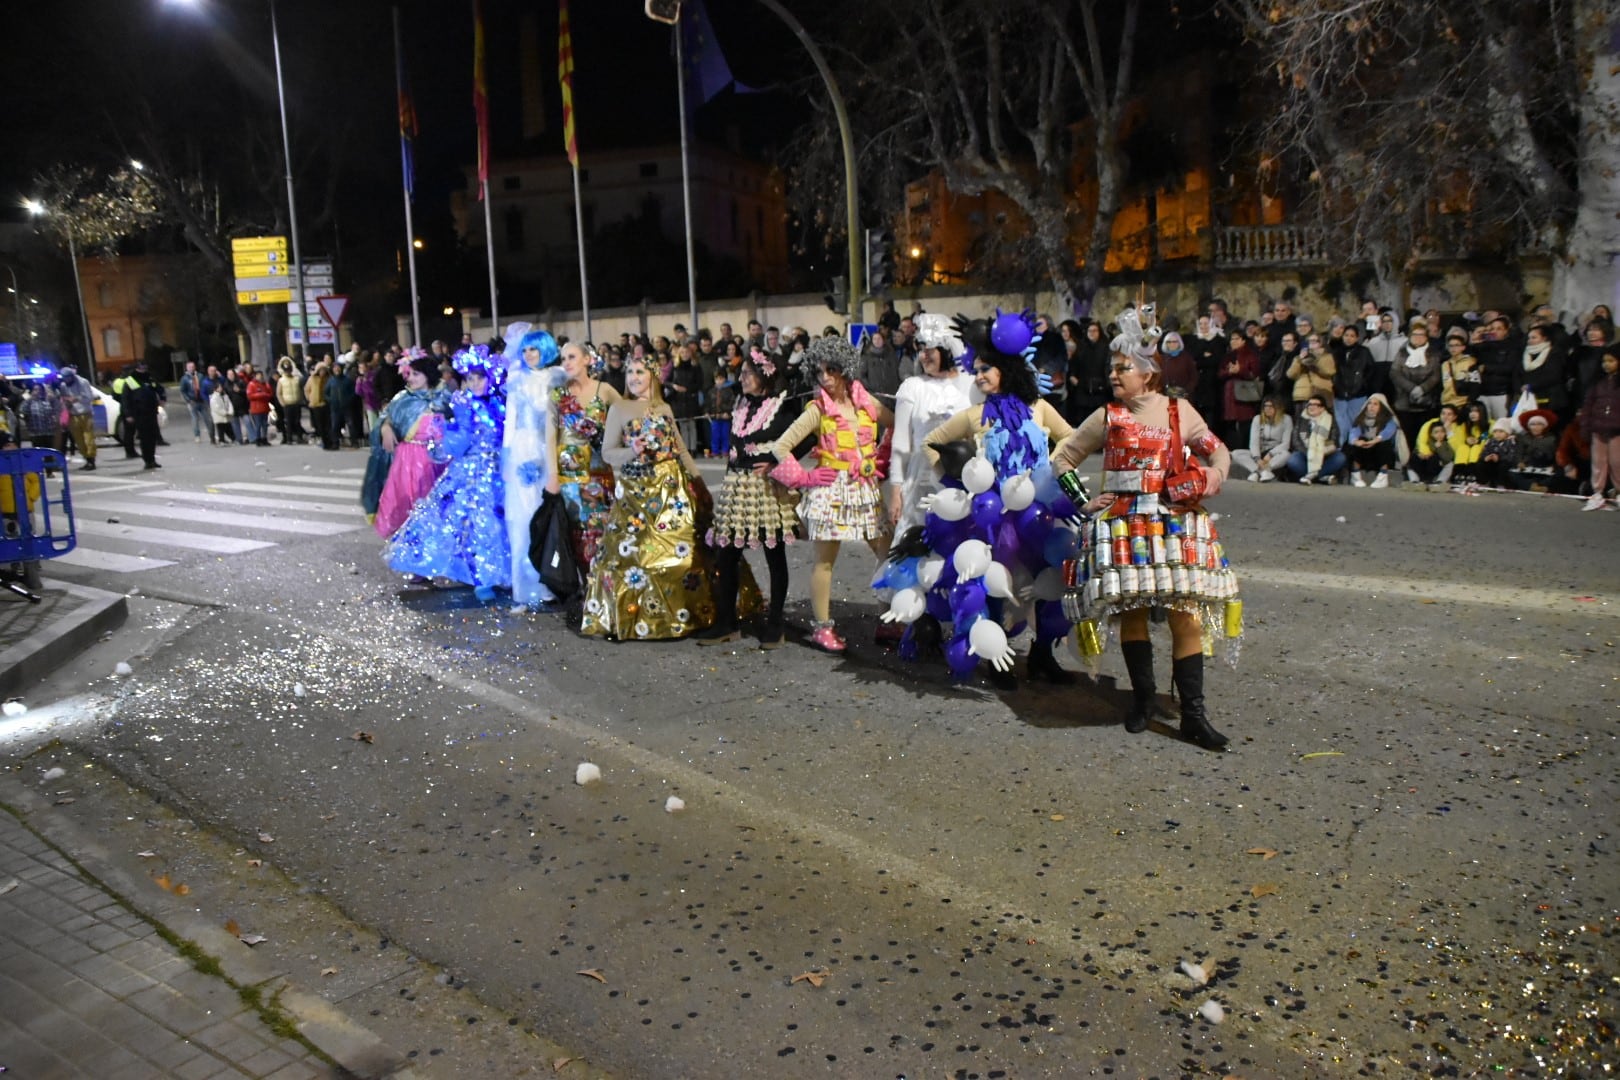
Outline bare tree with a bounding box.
[786,0,1144,316]
[1223,0,1617,316]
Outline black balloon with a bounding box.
[934,439,978,481]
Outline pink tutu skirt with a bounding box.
[375,440,445,539]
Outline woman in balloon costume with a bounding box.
[878,310,1084,689]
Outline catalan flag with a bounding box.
[396,32,418,200]
[473,0,490,198]
[559,0,577,167]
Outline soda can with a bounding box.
[1172,565,1191,596]
[1118,565,1139,595]
[1095,537,1112,568]
[1085,577,1102,609]
[1113,536,1131,565]
[1129,516,1148,539]
[1110,518,1129,541]
[1180,535,1197,565]
[1149,535,1166,564]
[1224,599,1244,638]
[1101,569,1121,600]
[1148,516,1165,538]
[1154,566,1173,595]
[1130,536,1150,564]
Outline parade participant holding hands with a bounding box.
[387,346,510,600]
[503,328,564,612]
[1051,304,1240,751]
[372,353,449,538]
[550,340,622,568]
[768,337,893,653]
[582,357,720,640]
[888,314,975,533]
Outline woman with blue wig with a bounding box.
[503,328,565,610]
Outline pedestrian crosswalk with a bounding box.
[53,472,369,574]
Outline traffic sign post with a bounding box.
[316,295,349,328]
[232,236,291,306]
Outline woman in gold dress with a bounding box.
[550,340,622,568]
[582,357,721,640]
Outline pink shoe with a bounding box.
[809,622,846,653]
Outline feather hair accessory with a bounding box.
[1110,304,1163,372]
[913,313,965,359]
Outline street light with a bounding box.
[644,0,861,322]
[1,266,21,349]
[413,238,424,250]
[165,0,307,357]
[25,199,96,382]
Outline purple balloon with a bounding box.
[990,311,1034,355]
[1047,493,1077,521]
[992,519,1024,569]
[1015,504,1055,556]
[1035,599,1071,642]
[945,634,978,681]
[970,490,1004,533]
[925,588,954,622]
[924,512,967,554]
[949,581,989,625]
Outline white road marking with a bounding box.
[1238,567,1611,614]
[73,519,277,555]
[176,487,357,515]
[51,548,176,573]
[70,499,362,536]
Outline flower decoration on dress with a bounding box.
[635,621,650,638]
[452,344,505,389]
[748,346,777,377]
[673,541,692,558]
[676,608,690,623]
[625,566,649,589]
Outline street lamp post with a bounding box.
[645,0,862,323]
[2,266,22,348]
[166,0,306,359]
[24,201,97,383]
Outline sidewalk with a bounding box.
[0,802,348,1079]
[0,579,127,700]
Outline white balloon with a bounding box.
[1000,473,1036,512]
[1032,566,1067,601]
[982,561,1016,600]
[917,555,946,589]
[952,539,993,580]
[962,457,996,495]
[932,488,971,522]
[967,619,1015,670]
[882,586,927,624]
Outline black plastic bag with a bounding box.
[528,491,580,601]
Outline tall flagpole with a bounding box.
[673,13,698,339]
[560,0,590,341]
[474,0,499,333]
[393,7,422,347]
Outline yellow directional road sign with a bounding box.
[231,236,289,254]
[237,289,294,305]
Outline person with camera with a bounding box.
[1390,323,1442,453]
[1285,333,1336,417]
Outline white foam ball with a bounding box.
[575,762,602,785]
[967,619,1008,661]
[931,488,971,522]
[1198,999,1225,1024]
[665,795,685,813]
[951,539,992,581]
[886,587,926,624]
[961,457,995,495]
[293,683,307,698]
[1000,473,1035,512]
[982,561,1015,600]
[3,700,26,717]
[916,555,946,589]
[114,662,133,677]
[1179,959,1209,986]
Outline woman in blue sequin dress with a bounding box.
[386,348,510,601]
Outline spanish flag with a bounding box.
[473,0,490,198]
[559,0,577,167]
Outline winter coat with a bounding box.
[1440,353,1483,407]
[1389,345,1442,413]
[1584,375,1620,438]
[1518,342,1569,411]
[1333,344,1375,400]
[209,389,233,424]
[1285,350,1336,402]
[276,372,304,406]
[1219,344,1262,422]
[1472,336,1521,397]
[246,379,274,415]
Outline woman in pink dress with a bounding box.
[374,356,450,539]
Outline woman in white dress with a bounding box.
[502,329,563,612]
[887,317,976,533]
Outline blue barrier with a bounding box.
[0,448,76,564]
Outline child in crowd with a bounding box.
[707,368,736,459]
[1475,418,1519,489]
[1512,410,1558,490]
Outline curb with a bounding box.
[3,777,422,1080]
[0,579,128,700]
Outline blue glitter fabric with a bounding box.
[386,390,511,590]
[502,359,563,606]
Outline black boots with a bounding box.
[1121,639,1156,733]
[1027,638,1077,684]
[1173,653,1229,751]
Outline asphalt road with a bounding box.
[12,429,1619,1078]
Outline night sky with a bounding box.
[0,0,802,315]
